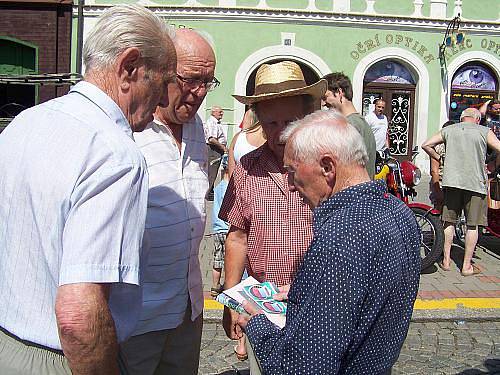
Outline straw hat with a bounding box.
[233,61,327,105]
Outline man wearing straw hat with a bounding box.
[219,60,327,372]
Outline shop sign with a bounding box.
[442,37,500,59]
[349,33,436,64]
[350,34,500,63]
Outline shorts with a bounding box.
[442,187,487,227]
[212,232,226,269]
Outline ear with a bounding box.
[320,154,336,182]
[337,88,344,103]
[116,47,142,90]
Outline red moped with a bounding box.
[376,150,445,271]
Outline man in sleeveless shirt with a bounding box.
[423,108,500,276]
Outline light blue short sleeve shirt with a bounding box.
[0,82,149,349]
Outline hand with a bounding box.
[223,307,243,340]
[433,188,444,210]
[273,284,290,301]
[237,301,263,330]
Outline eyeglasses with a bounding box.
[176,74,220,92]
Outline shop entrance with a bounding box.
[362,60,417,161]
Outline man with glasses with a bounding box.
[120,28,218,375]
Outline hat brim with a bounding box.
[233,79,327,105]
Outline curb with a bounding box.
[203,298,500,323]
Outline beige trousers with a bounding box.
[0,328,71,375]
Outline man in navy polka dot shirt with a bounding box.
[238,110,421,375]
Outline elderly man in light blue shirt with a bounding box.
[0,5,176,375]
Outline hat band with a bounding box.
[254,80,307,96]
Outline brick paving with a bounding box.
[201,210,500,308]
[198,321,500,375]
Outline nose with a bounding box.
[191,85,208,96]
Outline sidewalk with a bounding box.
[200,174,500,322]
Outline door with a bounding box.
[362,85,416,161]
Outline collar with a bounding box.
[70,81,132,138]
[259,144,288,196]
[313,180,386,229]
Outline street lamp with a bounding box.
[439,14,465,64]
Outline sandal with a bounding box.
[461,264,481,277]
[210,284,223,297]
[234,345,248,361]
[438,262,451,271]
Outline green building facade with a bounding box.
[74,0,500,171]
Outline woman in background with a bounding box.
[228,108,267,177]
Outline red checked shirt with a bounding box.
[219,144,313,286]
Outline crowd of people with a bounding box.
[0,4,497,375]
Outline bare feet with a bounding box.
[461,264,481,277]
[438,261,450,271]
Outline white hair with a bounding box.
[460,107,481,122]
[281,109,368,166]
[83,5,175,72]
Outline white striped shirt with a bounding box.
[132,115,208,335]
[0,82,149,349]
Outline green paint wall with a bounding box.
[375,0,414,15]
[73,3,499,142]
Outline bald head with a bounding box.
[460,107,481,124]
[174,29,215,65]
[155,28,217,126]
[211,105,223,121]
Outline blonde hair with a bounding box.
[242,108,260,131]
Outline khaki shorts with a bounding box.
[442,187,487,227]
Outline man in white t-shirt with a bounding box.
[365,99,389,151]
[204,105,227,200]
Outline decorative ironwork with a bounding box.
[389,93,410,155]
[362,92,382,116]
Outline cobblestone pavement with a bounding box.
[199,321,500,375]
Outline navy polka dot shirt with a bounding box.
[246,180,421,374]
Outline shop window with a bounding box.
[449,63,498,122]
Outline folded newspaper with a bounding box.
[216,276,286,328]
